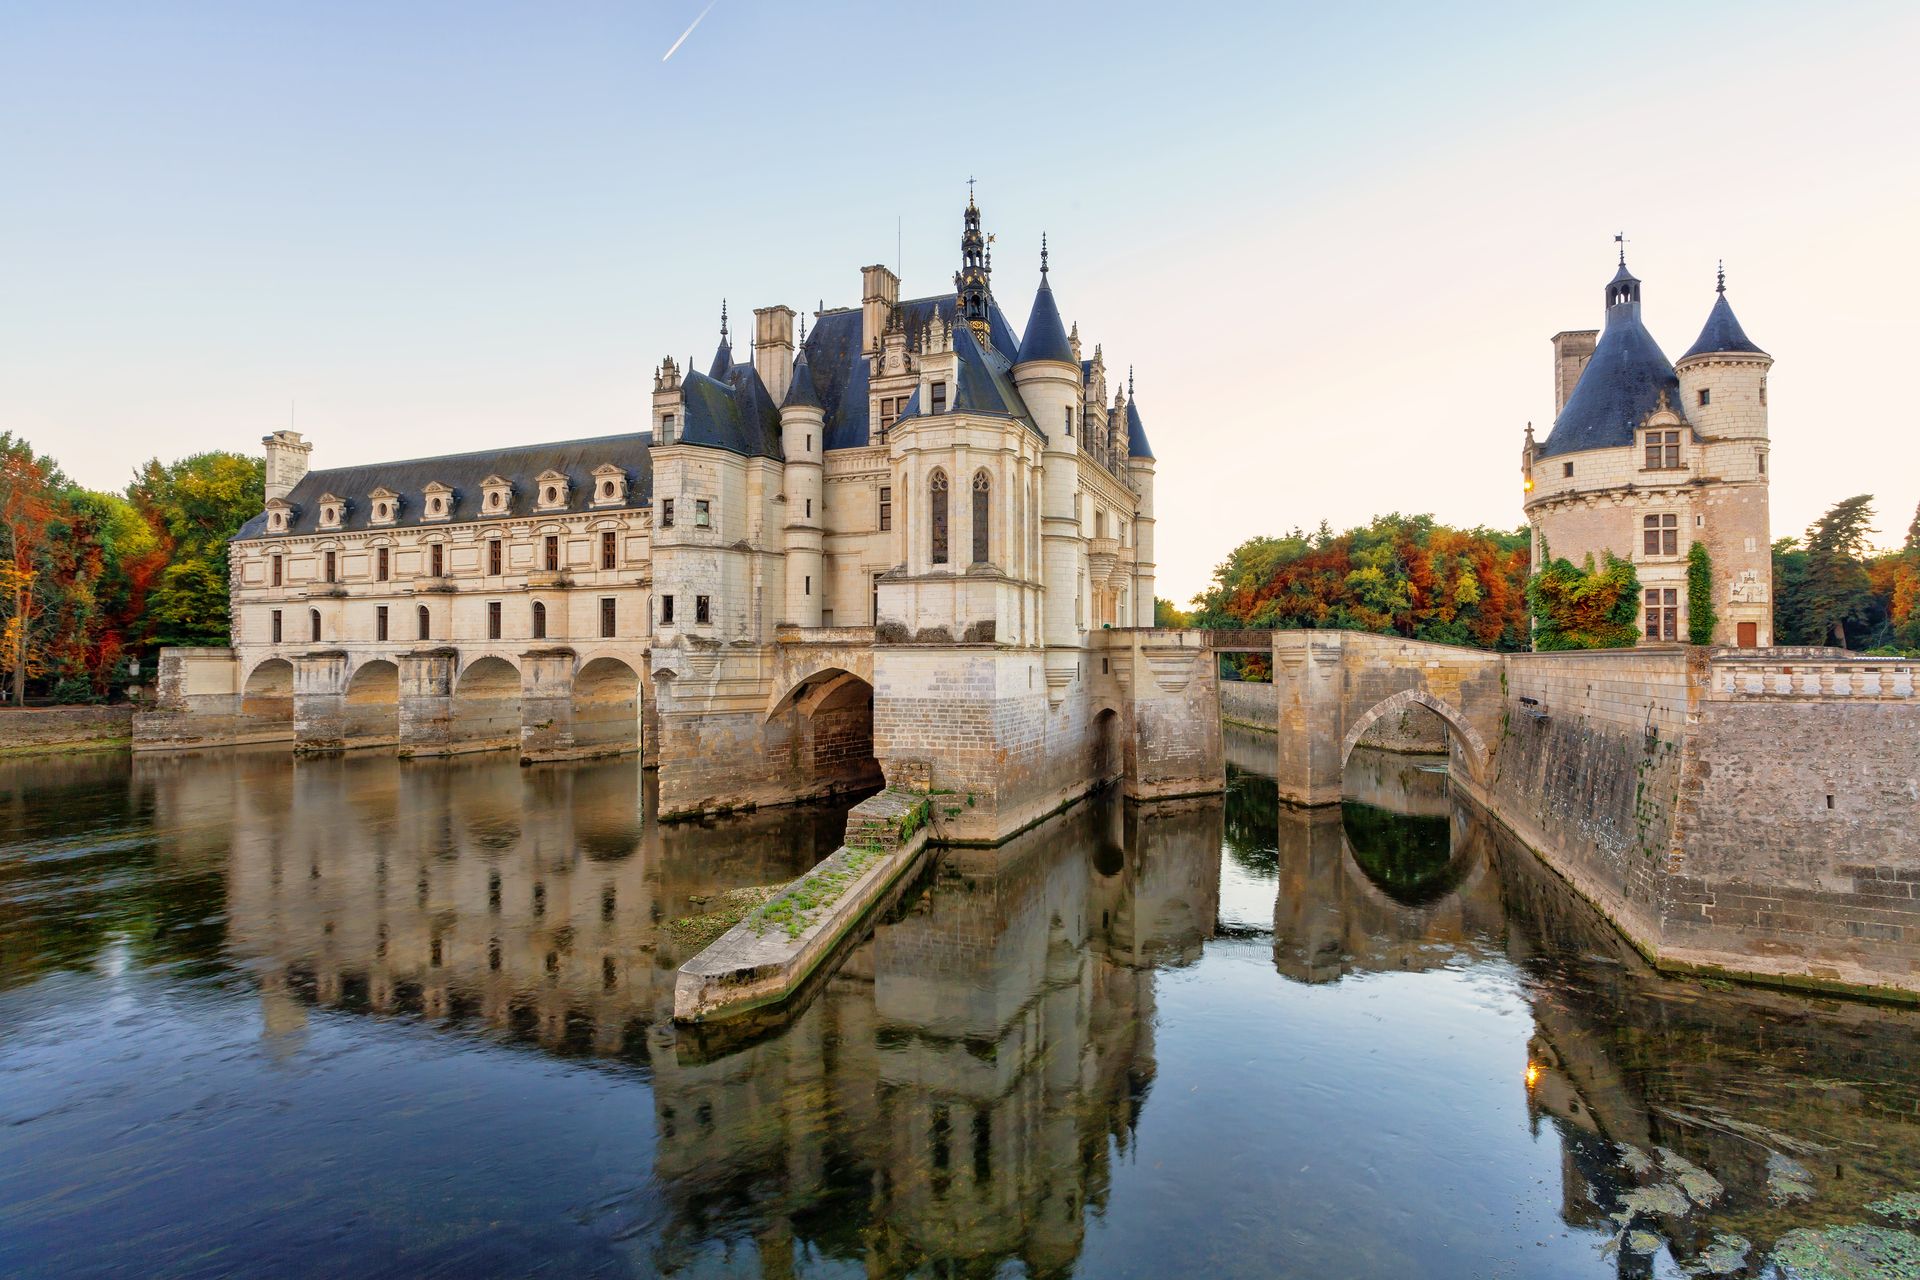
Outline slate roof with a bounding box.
[680,362,783,460]
[803,294,1025,450]
[1680,292,1766,361]
[1014,275,1073,365]
[782,346,823,410]
[1540,266,1686,461]
[234,432,654,540]
[1126,397,1155,459]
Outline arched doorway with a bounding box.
[452,656,522,754]
[768,668,881,798]
[343,659,400,748]
[239,658,295,742]
[572,657,642,759]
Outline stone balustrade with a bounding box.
[1708,656,1918,700]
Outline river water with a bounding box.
[2,734,1917,1278]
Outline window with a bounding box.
[972,471,990,563]
[661,594,674,624]
[660,412,675,444]
[271,609,282,643]
[488,601,502,640]
[376,605,389,642]
[430,543,444,577]
[805,498,812,518]
[694,499,710,528]
[1698,388,1710,406]
[532,601,546,639]
[805,433,811,451]
[377,547,389,581]
[489,540,502,575]
[804,574,811,596]
[661,498,675,528]
[929,470,950,564]
[601,479,615,499]
[544,485,558,504]
[1759,383,1767,406]
[489,491,504,510]
[878,486,892,531]
[695,594,710,625]
[1644,429,1682,469]
[1562,462,1573,478]
[600,597,616,638]
[271,555,283,587]
[601,531,616,569]
[1643,513,1678,557]
[1064,406,1073,437]
[544,535,559,571]
[417,605,430,640]
[1644,588,1679,641]
[1759,452,1767,475]
[324,551,337,583]
[931,381,947,414]
[309,609,321,642]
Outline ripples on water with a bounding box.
[1,734,1916,1278]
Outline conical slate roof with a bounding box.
[1015,273,1074,365]
[1681,292,1766,360]
[1539,260,1681,461]
[782,346,823,411]
[1126,397,1154,459]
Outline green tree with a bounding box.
[1686,542,1716,645]
[1526,552,1642,650]
[1799,495,1876,649]
[128,451,263,650]
[1154,597,1193,628]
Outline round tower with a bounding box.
[1123,374,1157,627]
[1675,264,1771,447]
[780,335,826,627]
[1012,237,1084,678]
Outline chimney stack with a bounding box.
[261,430,312,502]
[1550,330,1598,416]
[861,264,899,354]
[753,306,795,405]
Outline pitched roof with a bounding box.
[1014,274,1073,365]
[781,346,823,410]
[234,432,654,540]
[1539,310,1683,459]
[1680,292,1766,360]
[679,362,783,460]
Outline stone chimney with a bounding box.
[261,429,312,503]
[752,306,795,405]
[861,264,899,355]
[1551,330,1598,415]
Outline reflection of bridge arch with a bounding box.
[572,655,643,758]
[1338,688,1490,781]
[452,655,523,753]
[239,657,295,740]
[343,658,401,747]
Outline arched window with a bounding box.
[532,601,547,640]
[971,470,991,564]
[417,605,430,640]
[309,609,321,642]
[929,469,950,565]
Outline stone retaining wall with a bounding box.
[0,705,134,752]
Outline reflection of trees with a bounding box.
[1340,802,1464,906]
[1222,766,1281,876]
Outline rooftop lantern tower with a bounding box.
[954,180,993,346]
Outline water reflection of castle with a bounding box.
[172,750,1223,1277]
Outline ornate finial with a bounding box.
[967,175,976,209]
[798,313,806,344]
[1716,260,1726,294]
[720,299,729,343]
[1041,232,1049,275]
[1614,232,1627,265]
[1128,365,1135,399]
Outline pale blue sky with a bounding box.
[4,2,1916,599]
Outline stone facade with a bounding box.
[1524,258,1773,647]
[138,194,1202,841]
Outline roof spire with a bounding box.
[798,313,806,343]
[1128,365,1135,399]
[1615,231,1628,266]
[1716,259,1726,294]
[720,298,729,344]
[1041,232,1049,276]
[967,175,976,209]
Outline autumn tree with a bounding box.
[129,451,264,649]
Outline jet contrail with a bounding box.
[661,0,717,61]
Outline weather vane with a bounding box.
[1614,231,1628,264]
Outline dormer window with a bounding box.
[422,482,454,521]
[535,470,570,511]
[480,474,513,515]
[930,381,948,414]
[265,498,295,533]
[1643,429,1682,470]
[591,464,627,507]
[368,487,399,526]
[658,412,676,445]
[317,494,345,530]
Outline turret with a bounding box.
[1123,372,1158,628]
[707,301,733,378]
[1675,263,1771,444]
[954,189,993,347]
[780,332,826,627]
[1012,235,1085,688]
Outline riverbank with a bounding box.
[0,706,134,756]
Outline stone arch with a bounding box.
[1339,688,1489,781]
[1091,704,1123,785]
[767,666,880,796]
[451,655,523,754]
[343,658,400,747]
[572,655,642,758]
[239,657,295,740]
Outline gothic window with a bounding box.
[972,470,990,564]
[1644,429,1682,469]
[929,470,950,565]
[878,486,892,532]
[532,601,547,640]
[1644,588,1679,641]
[1642,513,1678,557]
[601,531,616,569]
[417,605,430,640]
